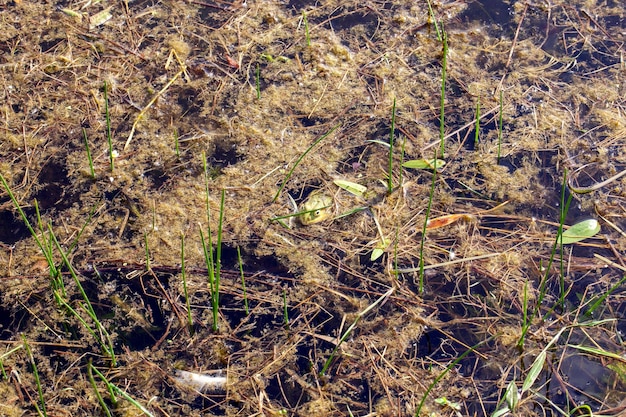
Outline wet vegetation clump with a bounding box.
[0,0,625,416]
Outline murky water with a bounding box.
[0,0,624,415]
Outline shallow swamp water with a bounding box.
[0,0,625,416]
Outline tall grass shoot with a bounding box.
[439,26,448,156]
[498,90,503,163]
[320,288,393,376]
[103,81,114,172]
[273,124,339,202]
[180,234,193,333]
[237,246,249,315]
[302,11,311,47]
[202,153,225,332]
[82,128,96,179]
[474,98,480,147]
[23,336,47,417]
[87,359,113,417]
[387,97,396,194]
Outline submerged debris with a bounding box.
[174,369,227,393]
[0,0,624,415]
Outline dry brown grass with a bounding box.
[0,0,625,416]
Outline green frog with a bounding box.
[298,191,333,225]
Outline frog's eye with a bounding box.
[314,210,321,217]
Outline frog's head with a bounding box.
[299,191,333,225]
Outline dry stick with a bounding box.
[505,4,527,68]
[422,106,500,156]
[124,68,184,150]
[580,9,615,42]
[396,252,502,274]
[594,254,626,273]
[320,287,394,376]
[147,268,187,328]
[497,3,528,92]
[75,31,148,61]
[568,167,626,194]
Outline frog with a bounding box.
[298,190,334,225]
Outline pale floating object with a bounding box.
[89,7,112,29]
[559,218,601,244]
[173,369,227,393]
[402,158,445,171]
[426,213,473,230]
[333,179,367,198]
[60,8,84,21]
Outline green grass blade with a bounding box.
[567,344,626,362]
[302,11,311,46]
[237,246,249,315]
[474,98,480,147]
[497,90,503,163]
[283,289,289,328]
[22,336,47,417]
[180,233,193,333]
[201,152,222,331]
[82,128,96,179]
[214,189,225,331]
[0,174,66,301]
[103,81,114,172]
[387,97,396,194]
[0,173,46,258]
[174,128,180,158]
[199,228,217,331]
[521,350,546,393]
[584,275,626,317]
[504,380,519,412]
[399,135,406,187]
[439,26,447,156]
[517,280,530,349]
[56,297,106,355]
[144,232,151,271]
[92,367,154,417]
[87,359,113,417]
[418,149,439,294]
[533,170,573,322]
[424,0,442,40]
[48,224,116,365]
[333,179,367,198]
[255,63,261,99]
[320,288,393,376]
[415,337,491,416]
[272,124,339,202]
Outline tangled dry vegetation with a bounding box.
[0,0,625,416]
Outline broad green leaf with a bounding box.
[370,248,384,261]
[334,206,368,220]
[370,238,388,261]
[434,397,461,411]
[61,8,83,19]
[333,179,367,198]
[89,7,112,29]
[367,139,391,148]
[504,380,519,411]
[522,350,546,393]
[491,407,511,417]
[607,362,626,384]
[568,344,626,362]
[559,219,600,244]
[402,158,445,171]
